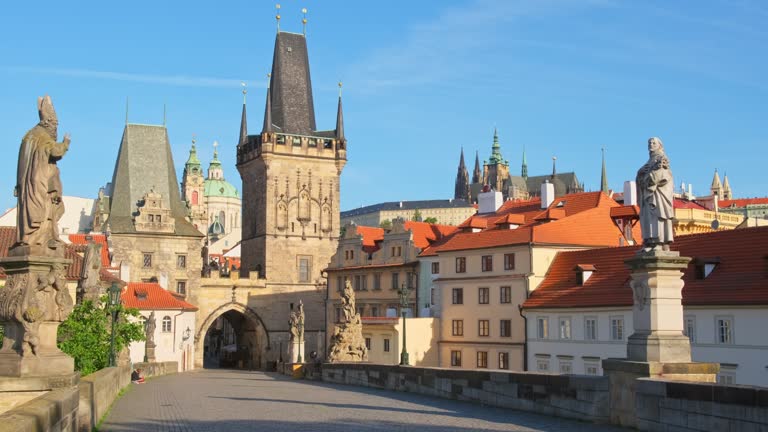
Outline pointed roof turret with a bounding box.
[454,147,470,201]
[723,173,732,199]
[239,85,248,146]
[185,138,201,169]
[335,82,345,140]
[488,128,505,165]
[552,156,557,178]
[472,151,482,183]
[521,146,528,180]
[262,83,274,133]
[711,169,722,190]
[600,147,609,194]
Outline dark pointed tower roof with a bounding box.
[600,148,609,194]
[262,85,274,133]
[454,147,470,200]
[335,89,345,140]
[239,101,248,146]
[265,32,317,135]
[472,151,482,183]
[521,146,528,180]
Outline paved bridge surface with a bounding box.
[101,369,624,431]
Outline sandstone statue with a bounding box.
[12,95,71,257]
[288,300,305,342]
[328,280,367,362]
[145,311,157,345]
[77,237,103,304]
[636,137,675,251]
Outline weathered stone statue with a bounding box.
[635,137,674,252]
[12,95,71,257]
[144,311,157,362]
[77,237,103,304]
[328,280,368,363]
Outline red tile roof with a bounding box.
[610,205,640,218]
[674,199,707,210]
[0,227,85,281]
[351,222,457,254]
[68,234,111,267]
[719,197,768,208]
[523,226,768,309]
[121,282,198,311]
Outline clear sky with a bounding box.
[1,0,766,214]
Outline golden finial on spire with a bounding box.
[192,133,197,146]
[302,8,308,35]
[241,81,247,104]
[338,81,343,97]
[276,4,281,32]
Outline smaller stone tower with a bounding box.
[182,138,207,232]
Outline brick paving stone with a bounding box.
[101,369,627,432]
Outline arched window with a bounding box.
[191,191,198,205]
[162,316,172,332]
[219,210,226,231]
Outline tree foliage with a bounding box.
[379,219,392,230]
[411,209,423,222]
[423,217,438,224]
[57,299,145,376]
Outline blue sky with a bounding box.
[1,0,766,213]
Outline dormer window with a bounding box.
[575,264,597,285]
[694,257,720,279]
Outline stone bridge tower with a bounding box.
[237,30,347,286]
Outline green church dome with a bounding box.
[204,178,239,199]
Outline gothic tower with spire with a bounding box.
[711,169,723,200]
[182,138,207,232]
[482,128,510,194]
[454,148,470,201]
[237,30,347,282]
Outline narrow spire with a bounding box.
[488,128,505,165]
[262,74,274,133]
[521,145,528,179]
[302,7,308,35]
[459,147,466,169]
[472,151,481,184]
[239,83,248,146]
[275,3,281,33]
[185,135,201,167]
[600,147,609,194]
[454,147,471,201]
[723,172,732,200]
[163,103,167,126]
[552,156,557,178]
[335,82,345,140]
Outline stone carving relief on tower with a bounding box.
[134,190,175,233]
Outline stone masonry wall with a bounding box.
[0,387,78,432]
[321,363,610,423]
[635,378,768,431]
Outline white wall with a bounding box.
[525,306,768,387]
[129,309,197,372]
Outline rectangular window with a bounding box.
[610,316,624,341]
[504,253,516,270]
[498,352,509,370]
[500,319,511,337]
[585,317,597,341]
[354,275,362,291]
[477,351,488,368]
[431,262,439,274]
[373,273,381,290]
[407,272,417,289]
[365,337,371,350]
[717,372,736,385]
[176,255,187,269]
[500,286,511,304]
[370,306,379,317]
[684,316,696,343]
[452,320,464,336]
[391,272,399,290]
[143,253,152,268]
[559,360,573,374]
[478,319,490,337]
[584,362,599,376]
[383,338,390,352]
[451,350,462,367]
[537,317,549,339]
[176,281,186,296]
[478,287,489,304]
[481,255,493,272]
[536,358,550,371]
[716,316,734,344]
[298,257,311,283]
[559,317,572,340]
[455,257,466,273]
[452,288,464,305]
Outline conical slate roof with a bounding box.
[266,32,317,135]
[107,124,202,237]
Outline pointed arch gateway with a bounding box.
[195,302,271,370]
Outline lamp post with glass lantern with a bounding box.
[108,282,122,367]
[398,282,411,366]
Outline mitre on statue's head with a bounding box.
[37,95,58,136]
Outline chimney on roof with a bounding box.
[478,189,503,214]
[623,181,637,206]
[541,180,555,209]
[399,201,403,208]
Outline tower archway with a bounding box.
[195,302,270,370]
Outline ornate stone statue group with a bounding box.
[328,280,367,362]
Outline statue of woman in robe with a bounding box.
[636,137,675,251]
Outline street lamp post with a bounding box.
[398,282,410,366]
[108,282,122,367]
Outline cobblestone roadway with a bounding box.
[101,369,625,432]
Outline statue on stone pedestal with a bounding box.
[145,311,156,345]
[636,137,675,252]
[340,279,355,323]
[328,280,367,363]
[77,237,103,304]
[289,300,305,342]
[12,95,71,257]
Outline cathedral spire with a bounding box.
[722,173,732,200]
[551,156,557,178]
[262,76,274,133]
[335,82,345,141]
[454,147,470,201]
[600,147,609,194]
[711,168,722,199]
[239,83,248,146]
[488,128,505,165]
[521,145,528,180]
[472,150,481,184]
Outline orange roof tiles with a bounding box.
[1,227,85,281]
[495,214,527,225]
[524,226,768,309]
[719,197,768,207]
[674,199,707,210]
[351,222,457,255]
[610,205,640,218]
[68,233,111,267]
[121,282,198,311]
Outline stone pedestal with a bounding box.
[602,249,718,428]
[328,316,368,362]
[145,342,157,363]
[289,341,304,364]
[0,255,74,378]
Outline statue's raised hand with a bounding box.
[63,133,71,145]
